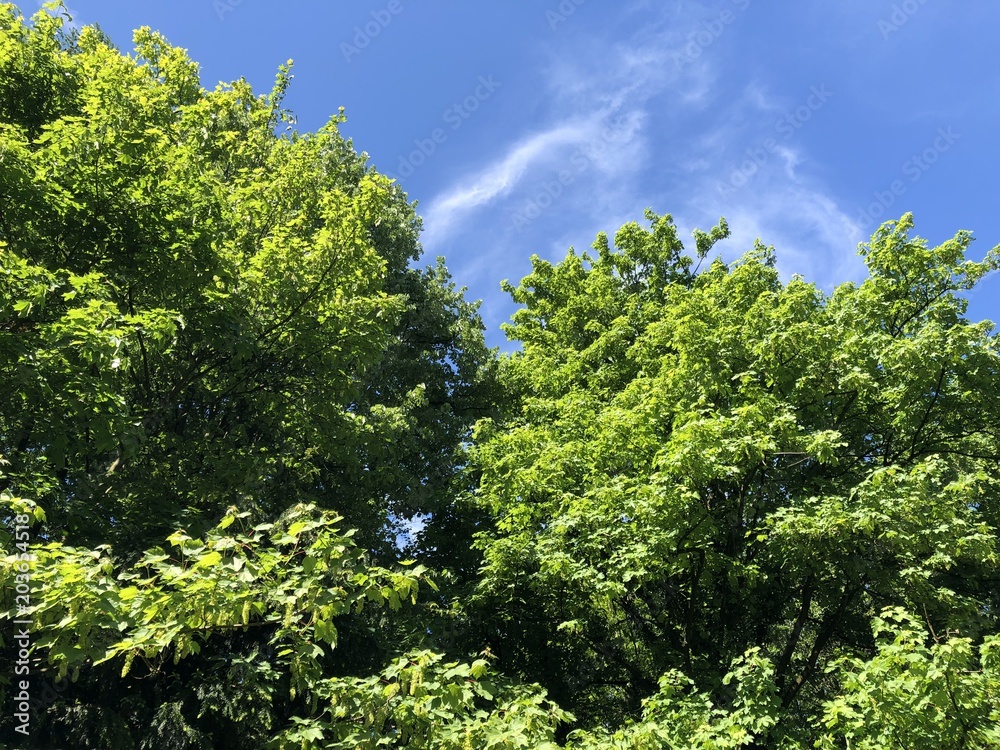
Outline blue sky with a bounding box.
[53,1,1000,348]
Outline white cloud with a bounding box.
[677,150,866,288]
[420,1,872,347]
[421,7,701,249]
[420,123,592,245]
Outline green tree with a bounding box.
[4,3,1000,747]
[0,2,495,558]
[2,495,568,748]
[0,3,498,746]
[470,209,1000,743]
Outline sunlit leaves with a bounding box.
[817,609,1000,749]
[473,210,1000,737]
[10,505,422,685]
[276,651,569,749]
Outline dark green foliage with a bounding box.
[0,3,500,746]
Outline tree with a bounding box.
[0,2,496,559]
[2,496,568,748]
[469,209,1000,744]
[1,3,500,745]
[4,3,1000,747]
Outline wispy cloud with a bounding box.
[670,82,865,285]
[416,1,876,347]
[420,7,695,248]
[420,122,592,245]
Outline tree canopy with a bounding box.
[2,4,1000,748]
[469,209,1000,745]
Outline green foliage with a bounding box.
[278,650,568,749]
[0,3,496,746]
[566,649,784,749]
[2,3,1000,747]
[0,1,496,557]
[22,504,428,687]
[471,209,1000,739]
[2,496,570,747]
[4,501,417,679]
[818,608,1000,749]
